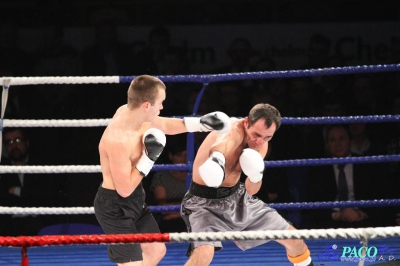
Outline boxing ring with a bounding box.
[1,64,400,266]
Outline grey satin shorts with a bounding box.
[181,182,290,256]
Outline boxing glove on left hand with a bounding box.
[136,128,166,177]
[239,148,264,183]
[184,111,231,134]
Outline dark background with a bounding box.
[1,0,399,26]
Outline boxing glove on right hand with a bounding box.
[198,151,226,187]
[239,148,264,183]
[136,128,166,177]
[184,111,231,134]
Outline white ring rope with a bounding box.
[171,227,400,241]
[0,206,94,215]
[1,76,120,86]
[3,119,111,127]
[0,165,101,174]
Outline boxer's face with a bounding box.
[148,87,165,119]
[244,118,275,148]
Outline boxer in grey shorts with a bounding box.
[182,104,313,266]
[181,181,290,256]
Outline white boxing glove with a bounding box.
[198,151,225,187]
[184,111,231,134]
[239,148,264,183]
[136,128,166,177]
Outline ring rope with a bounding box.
[1,115,399,128]
[0,199,399,215]
[0,227,399,247]
[2,64,400,86]
[0,155,398,174]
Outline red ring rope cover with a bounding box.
[0,233,170,247]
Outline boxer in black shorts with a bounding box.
[94,75,230,265]
[94,183,159,262]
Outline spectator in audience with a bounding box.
[150,134,188,233]
[305,125,387,229]
[0,128,64,236]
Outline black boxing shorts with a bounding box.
[94,182,160,263]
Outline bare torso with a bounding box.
[192,119,248,187]
[99,105,150,191]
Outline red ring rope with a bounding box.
[0,233,170,247]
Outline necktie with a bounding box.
[337,164,348,201]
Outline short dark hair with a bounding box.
[127,75,166,110]
[248,103,281,130]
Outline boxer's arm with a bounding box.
[108,143,143,198]
[152,116,187,135]
[152,111,231,135]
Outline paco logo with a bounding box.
[317,244,396,263]
[341,246,378,262]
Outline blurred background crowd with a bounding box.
[0,0,399,235]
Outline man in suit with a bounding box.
[305,124,386,229]
[0,127,63,236]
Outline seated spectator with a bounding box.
[0,128,64,236]
[150,134,188,233]
[304,125,388,229]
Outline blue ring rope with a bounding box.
[119,63,400,83]
[149,199,400,212]
[152,155,400,171]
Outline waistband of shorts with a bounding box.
[189,182,240,199]
[97,183,144,199]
